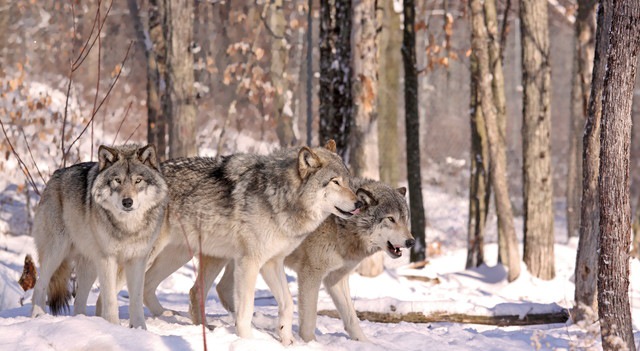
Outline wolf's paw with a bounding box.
[31,305,46,318]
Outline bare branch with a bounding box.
[112,101,133,146]
[0,119,40,196]
[20,128,46,185]
[124,123,141,144]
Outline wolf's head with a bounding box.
[92,144,168,218]
[352,180,414,258]
[297,140,361,220]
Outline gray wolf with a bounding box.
[192,178,414,342]
[140,140,361,344]
[30,144,168,329]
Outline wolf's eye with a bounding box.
[114,178,121,184]
[332,179,340,186]
[135,178,142,184]
[387,217,396,223]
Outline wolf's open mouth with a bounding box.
[387,241,402,258]
[335,207,357,217]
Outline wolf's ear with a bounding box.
[356,188,378,207]
[396,187,407,197]
[324,139,337,153]
[137,144,160,171]
[298,146,322,179]
[98,145,119,171]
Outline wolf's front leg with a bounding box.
[125,256,147,329]
[261,257,295,345]
[324,269,369,342]
[143,242,191,316]
[233,257,260,339]
[97,256,119,325]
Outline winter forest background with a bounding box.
[1,0,640,350]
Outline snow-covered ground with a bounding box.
[2,182,640,351]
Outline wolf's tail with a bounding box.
[47,259,72,315]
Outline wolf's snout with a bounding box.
[405,239,416,248]
[354,201,363,210]
[122,198,133,209]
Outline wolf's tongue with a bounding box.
[351,208,361,215]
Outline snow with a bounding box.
[3,181,640,351]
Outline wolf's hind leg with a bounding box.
[215,260,236,313]
[261,257,295,345]
[324,269,369,342]
[189,255,227,325]
[73,256,96,316]
[143,243,191,316]
[296,267,323,342]
[31,236,71,318]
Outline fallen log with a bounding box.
[317,308,570,326]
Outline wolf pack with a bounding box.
[29,141,415,345]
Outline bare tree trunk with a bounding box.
[484,0,508,266]
[128,0,168,161]
[306,0,314,145]
[377,0,401,188]
[597,1,640,349]
[520,0,554,280]
[574,1,610,324]
[319,0,352,159]
[269,0,297,148]
[165,0,197,158]
[351,0,381,277]
[467,50,489,269]
[567,0,597,241]
[403,0,426,263]
[470,0,520,282]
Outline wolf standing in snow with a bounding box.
[140,140,361,344]
[30,144,168,329]
[194,178,413,342]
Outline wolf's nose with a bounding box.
[354,200,363,209]
[122,198,133,208]
[405,239,416,248]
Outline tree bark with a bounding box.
[574,0,610,324]
[128,0,168,161]
[403,0,426,263]
[520,0,555,280]
[470,0,520,282]
[597,1,640,350]
[319,0,352,160]
[377,0,401,188]
[269,0,297,148]
[351,0,382,277]
[165,0,197,158]
[567,1,597,241]
[467,51,489,269]
[306,0,314,145]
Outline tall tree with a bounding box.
[165,0,197,158]
[567,1,597,240]
[128,0,168,161]
[470,0,520,281]
[378,0,401,188]
[403,0,426,262]
[319,0,352,158]
[351,0,382,277]
[520,0,554,280]
[467,0,506,269]
[597,1,640,349]
[574,0,604,323]
[269,0,297,148]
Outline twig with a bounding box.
[198,235,208,351]
[65,41,134,157]
[72,1,113,72]
[112,101,133,145]
[0,119,40,196]
[20,128,46,185]
[91,2,103,160]
[61,65,72,168]
[123,123,141,144]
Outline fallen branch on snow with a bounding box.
[317,308,570,326]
